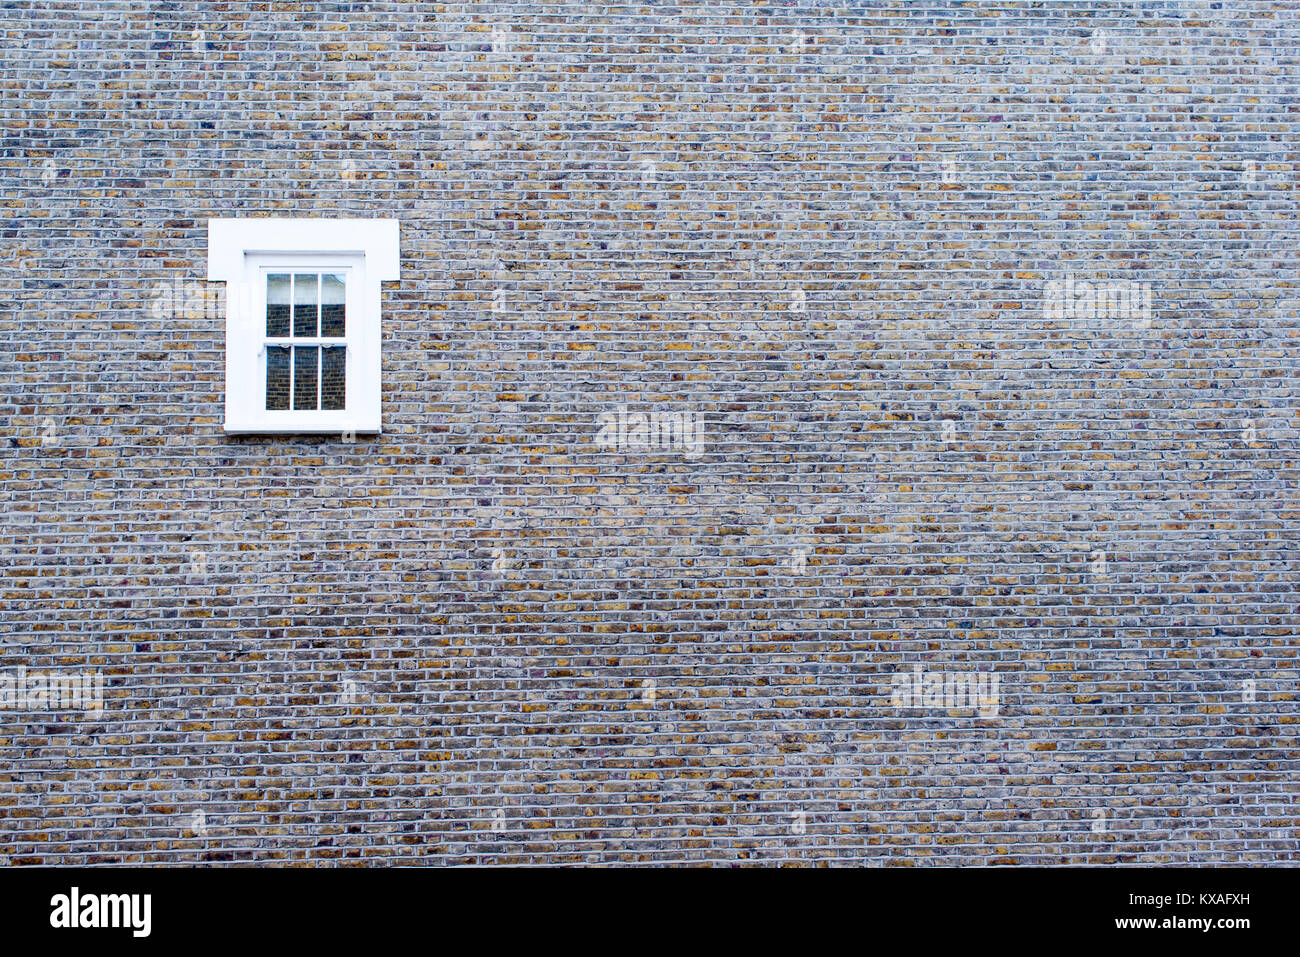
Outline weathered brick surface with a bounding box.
[1,1,1297,864]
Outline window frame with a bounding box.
[208,218,399,435]
[254,257,358,421]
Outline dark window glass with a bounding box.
[266,274,291,337]
[322,347,345,410]
[266,346,290,410]
[321,273,346,337]
[293,345,319,410]
[293,273,318,337]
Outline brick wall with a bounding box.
[1,1,1296,864]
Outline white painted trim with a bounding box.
[207,219,398,434]
[207,219,400,284]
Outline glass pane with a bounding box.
[321,273,346,337]
[293,273,318,337]
[293,345,319,410]
[266,346,290,410]
[266,273,291,337]
[322,346,345,410]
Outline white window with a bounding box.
[207,219,399,434]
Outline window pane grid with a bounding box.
[265,272,346,412]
